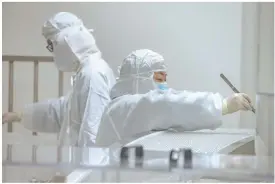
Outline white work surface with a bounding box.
[3,128,256,183]
[68,128,257,183]
[2,128,257,182]
[127,128,256,154]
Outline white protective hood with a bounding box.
[110,49,167,99]
[42,12,101,72]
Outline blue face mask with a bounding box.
[156,82,169,90]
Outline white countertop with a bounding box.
[127,128,255,154]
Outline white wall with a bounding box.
[2,2,243,131]
[254,3,274,160]
[2,2,274,181]
[240,2,274,128]
[257,3,274,94]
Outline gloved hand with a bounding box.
[222,93,252,115]
[2,112,22,124]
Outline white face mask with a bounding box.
[53,37,79,72]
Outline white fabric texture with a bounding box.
[22,96,68,133]
[42,12,99,72]
[110,49,167,99]
[22,12,116,147]
[95,49,224,147]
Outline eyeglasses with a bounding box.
[46,39,53,52]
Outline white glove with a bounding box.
[2,112,22,124]
[222,93,252,115]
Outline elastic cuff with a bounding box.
[222,99,228,115]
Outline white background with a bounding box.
[1,2,273,182]
[2,2,273,134]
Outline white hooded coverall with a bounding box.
[21,12,116,147]
[95,49,224,147]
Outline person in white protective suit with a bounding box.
[2,12,116,147]
[95,49,254,147]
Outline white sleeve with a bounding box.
[77,71,111,147]
[143,89,224,131]
[21,95,68,133]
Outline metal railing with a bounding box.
[2,55,64,135]
[2,55,67,168]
